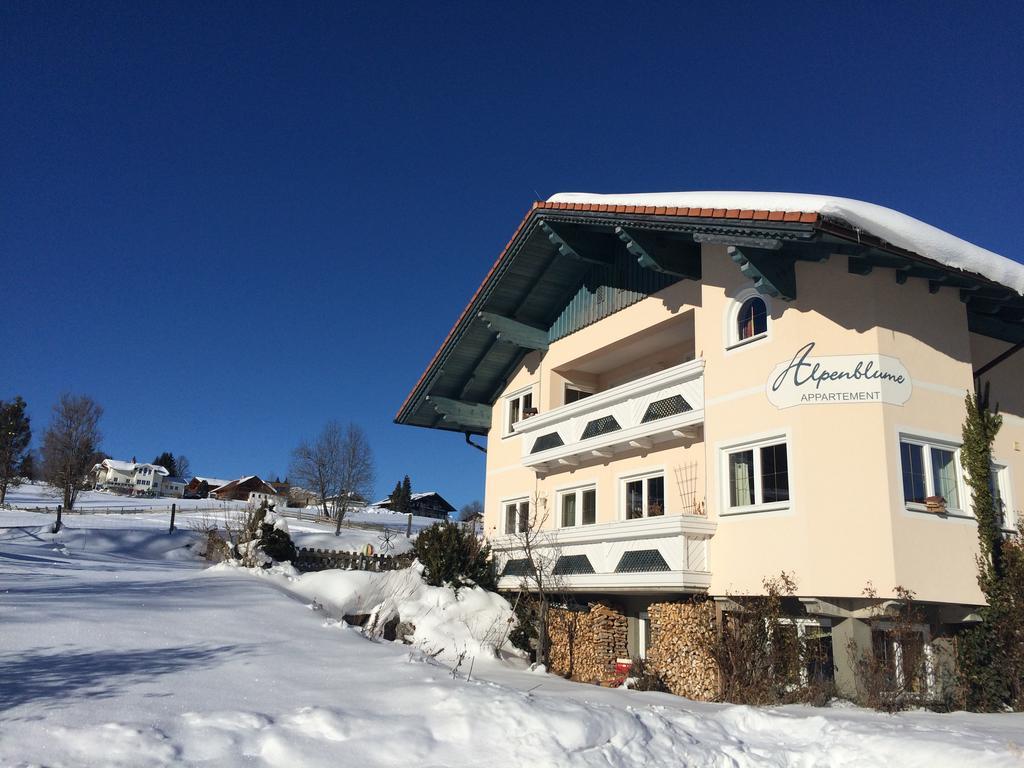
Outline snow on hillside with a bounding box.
[3,482,245,511]
[1,510,1022,767]
[3,483,435,555]
[548,191,1024,295]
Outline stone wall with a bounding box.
[646,600,719,700]
[548,602,627,684]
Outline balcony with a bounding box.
[492,514,715,593]
[514,358,705,471]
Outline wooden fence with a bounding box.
[1,504,230,515]
[294,547,415,573]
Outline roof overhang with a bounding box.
[396,202,1024,434]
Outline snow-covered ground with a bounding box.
[4,482,245,511]
[1,510,1022,767]
[3,483,438,555]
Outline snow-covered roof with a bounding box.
[97,459,169,476]
[193,477,231,487]
[548,191,1024,296]
[100,459,136,472]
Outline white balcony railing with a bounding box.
[492,514,715,593]
[514,358,705,470]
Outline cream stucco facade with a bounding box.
[398,196,1024,695]
[483,247,1023,610]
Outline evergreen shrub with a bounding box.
[413,520,496,591]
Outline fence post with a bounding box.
[406,513,412,538]
[54,504,63,533]
[169,503,176,534]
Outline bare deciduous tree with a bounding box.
[289,422,341,520]
[290,421,375,533]
[333,423,374,534]
[175,454,191,480]
[458,500,484,522]
[41,394,103,521]
[507,493,562,666]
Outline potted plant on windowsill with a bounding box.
[924,495,947,515]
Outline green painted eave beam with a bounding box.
[728,245,797,301]
[538,220,615,265]
[426,396,492,432]
[477,311,549,351]
[616,226,701,279]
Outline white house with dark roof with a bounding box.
[93,459,170,495]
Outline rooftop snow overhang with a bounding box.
[396,201,1024,434]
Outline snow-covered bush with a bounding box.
[195,502,297,567]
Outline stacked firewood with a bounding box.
[646,600,720,700]
[547,602,627,684]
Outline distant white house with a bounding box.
[162,476,187,498]
[92,459,170,496]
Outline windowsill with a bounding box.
[725,332,768,352]
[720,502,790,517]
[905,503,973,520]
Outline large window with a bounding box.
[723,437,790,512]
[899,437,963,512]
[505,388,534,435]
[559,486,596,527]
[503,498,530,534]
[622,472,665,520]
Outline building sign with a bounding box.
[767,342,912,409]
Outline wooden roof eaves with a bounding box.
[395,206,822,430]
[395,205,543,429]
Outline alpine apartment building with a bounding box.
[396,191,1024,697]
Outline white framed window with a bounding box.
[872,622,934,695]
[992,461,1015,530]
[721,435,790,514]
[899,435,965,514]
[621,471,665,520]
[726,289,771,350]
[558,485,596,527]
[504,387,535,436]
[503,497,530,534]
[776,618,835,686]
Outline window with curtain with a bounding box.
[736,296,768,342]
[504,499,530,533]
[899,437,964,512]
[559,486,597,527]
[724,439,790,512]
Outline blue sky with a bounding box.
[3,1,1022,510]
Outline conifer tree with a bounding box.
[956,387,1023,710]
[401,474,413,513]
[152,452,178,477]
[390,480,402,509]
[0,396,32,505]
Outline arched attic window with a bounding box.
[727,291,771,349]
[737,296,767,341]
